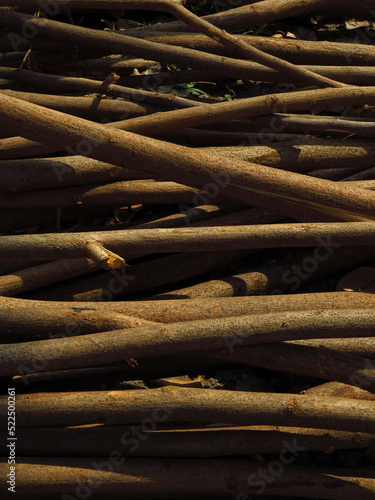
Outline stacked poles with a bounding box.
[0,1,375,498]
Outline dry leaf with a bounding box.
[345,19,371,30]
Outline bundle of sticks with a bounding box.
[0,0,375,498]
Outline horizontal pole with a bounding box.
[1,292,375,321]
[0,223,375,260]
[0,387,374,432]
[1,457,375,498]
[2,309,375,376]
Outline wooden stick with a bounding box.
[46,56,160,76]
[0,156,149,193]
[0,308,158,342]
[0,89,161,121]
[1,386,374,432]
[303,381,375,400]
[0,258,99,297]
[202,142,375,172]
[295,338,375,360]
[2,309,375,376]
[344,167,375,181]
[249,113,375,138]
[2,223,375,261]
[0,180,211,209]
[0,292,374,321]
[141,33,375,66]
[309,167,366,181]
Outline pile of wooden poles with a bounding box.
[0,0,375,498]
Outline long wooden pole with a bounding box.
[1,387,374,432]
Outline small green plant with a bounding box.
[176,82,212,98]
[223,88,236,101]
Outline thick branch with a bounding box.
[0,386,374,433]
[2,309,375,376]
